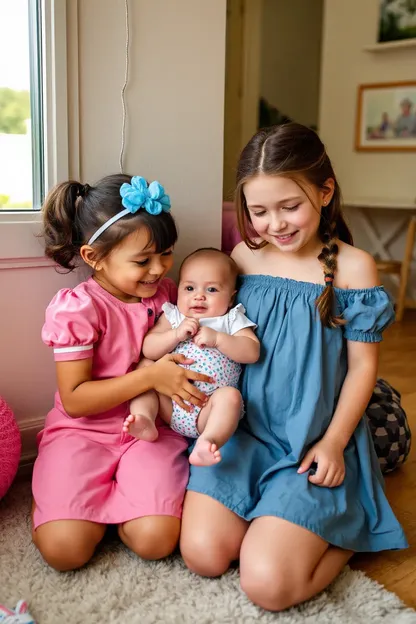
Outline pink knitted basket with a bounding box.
[0,396,21,499]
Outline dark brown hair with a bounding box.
[179,247,239,286]
[41,173,178,271]
[235,123,353,328]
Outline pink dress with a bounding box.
[32,277,189,529]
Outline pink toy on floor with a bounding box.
[0,396,21,500]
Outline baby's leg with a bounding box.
[189,386,242,467]
[124,391,160,441]
[123,358,162,441]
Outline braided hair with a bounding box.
[234,122,353,328]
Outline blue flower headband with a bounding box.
[87,176,171,245]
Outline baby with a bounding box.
[123,247,260,466]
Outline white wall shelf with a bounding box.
[364,39,416,52]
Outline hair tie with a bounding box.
[324,273,334,284]
[78,183,90,198]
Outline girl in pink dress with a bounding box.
[32,174,212,571]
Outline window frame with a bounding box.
[0,0,70,263]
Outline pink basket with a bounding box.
[0,396,21,499]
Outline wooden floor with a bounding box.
[351,311,416,608]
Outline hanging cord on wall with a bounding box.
[119,0,130,173]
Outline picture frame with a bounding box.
[378,0,416,44]
[355,81,416,152]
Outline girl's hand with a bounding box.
[151,353,213,411]
[297,438,345,488]
[194,327,218,349]
[175,317,199,342]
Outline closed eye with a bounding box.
[252,211,266,217]
[135,259,149,266]
[282,204,299,211]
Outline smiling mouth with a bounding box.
[140,279,160,285]
[274,231,298,241]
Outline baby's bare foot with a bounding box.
[189,438,221,466]
[122,414,158,442]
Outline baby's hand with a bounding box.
[297,438,345,488]
[176,317,199,342]
[194,327,218,349]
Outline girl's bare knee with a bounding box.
[240,566,297,612]
[119,516,180,560]
[180,530,233,577]
[33,521,105,572]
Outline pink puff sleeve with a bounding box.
[42,288,100,361]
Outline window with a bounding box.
[0,0,69,262]
[0,0,44,211]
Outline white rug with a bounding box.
[1,481,415,624]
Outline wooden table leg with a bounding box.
[396,216,416,322]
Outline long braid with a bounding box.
[316,220,344,328]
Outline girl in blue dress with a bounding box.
[181,123,408,611]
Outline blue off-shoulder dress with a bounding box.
[187,275,408,552]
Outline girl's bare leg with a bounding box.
[118,515,180,560]
[32,502,106,571]
[180,491,249,577]
[240,516,353,611]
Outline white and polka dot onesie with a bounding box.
[162,302,257,438]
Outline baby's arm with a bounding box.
[194,327,260,364]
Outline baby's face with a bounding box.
[177,256,235,319]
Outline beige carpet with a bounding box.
[1,481,415,624]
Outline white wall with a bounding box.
[260,0,323,128]
[78,0,226,270]
[319,0,416,294]
[319,0,415,200]
[0,0,227,462]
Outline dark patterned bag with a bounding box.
[366,379,412,473]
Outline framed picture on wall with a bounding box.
[378,0,416,43]
[355,81,416,151]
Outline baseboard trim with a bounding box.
[19,416,44,465]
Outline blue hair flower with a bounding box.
[120,176,171,216]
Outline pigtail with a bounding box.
[42,181,86,271]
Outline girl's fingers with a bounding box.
[334,470,345,487]
[187,370,213,383]
[323,466,336,488]
[184,381,207,402]
[297,449,314,474]
[309,462,327,485]
[172,394,191,412]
